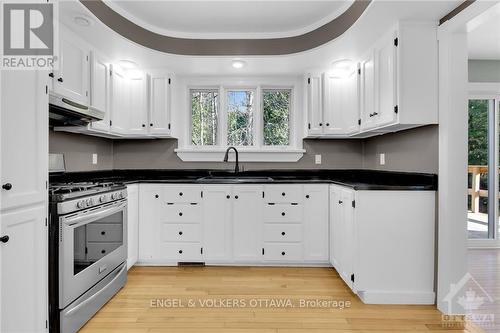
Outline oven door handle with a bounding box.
[63,201,126,228]
[64,263,127,317]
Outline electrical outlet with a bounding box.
[315,154,322,165]
[92,153,98,165]
[379,153,385,165]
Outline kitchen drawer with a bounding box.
[264,204,302,223]
[86,224,123,242]
[163,224,201,242]
[162,242,203,261]
[264,185,303,203]
[264,224,302,242]
[164,186,202,203]
[86,243,122,260]
[263,243,303,261]
[164,204,202,223]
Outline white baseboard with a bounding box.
[357,290,436,305]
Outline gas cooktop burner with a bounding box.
[49,181,126,202]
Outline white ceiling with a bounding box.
[104,0,353,39]
[59,0,463,75]
[468,10,500,60]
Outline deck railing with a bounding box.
[468,165,490,213]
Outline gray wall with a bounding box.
[49,130,114,172]
[362,125,439,173]
[468,60,500,82]
[49,126,438,173]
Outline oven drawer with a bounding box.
[264,185,303,203]
[264,224,302,242]
[164,204,202,223]
[163,224,201,242]
[164,187,202,203]
[86,223,123,242]
[162,242,203,261]
[264,204,302,223]
[263,243,303,261]
[86,243,122,260]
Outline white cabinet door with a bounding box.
[376,31,398,127]
[329,186,341,268]
[0,205,47,333]
[303,185,329,261]
[337,188,355,290]
[110,65,129,135]
[360,51,377,131]
[127,73,148,135]
[149,74,171,136]
[342,71,361,135]
[232,185,263,262]
[127,184,139,269]
[202,186,232,262]
[53,28,89,105]
[1,71,47,211]
[89,51,110,132]
[138,185,163,261]
[306,73,323,135]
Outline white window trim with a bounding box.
[175,76,305,162]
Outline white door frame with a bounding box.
[437,1,500,313]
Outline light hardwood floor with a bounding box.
[81,266,482,333]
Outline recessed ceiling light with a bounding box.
[119,60,138,70]
[124,69,143,80]
[74,16,92,27]
[231,60,246,69]
[330,59,355,78]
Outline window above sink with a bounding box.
[175,76,305,162]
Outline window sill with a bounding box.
[174,148,306,162]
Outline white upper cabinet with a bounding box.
[359,50,377,131]
[306,73,323,135]
[149,73,172,136]
[109,65,129,135]
[89,51,110,132]
[127,73,149,135]
[52,26,89,106]
[376,30,398,127]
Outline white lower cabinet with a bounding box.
[127,184,139,269]
[137,183,330,266]
[329,184,436,304]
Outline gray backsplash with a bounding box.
[49,125,438,173]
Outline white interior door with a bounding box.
[232,185,263,261]
[202,186,232,261]
[0,205,47,333]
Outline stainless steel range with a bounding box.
[49,181,128,333]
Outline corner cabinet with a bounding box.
[89,51,110,132]
[127,184,139,269]
[329,184,436,304]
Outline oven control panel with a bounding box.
[58,189,127,215]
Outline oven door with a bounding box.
[59,199,127,308]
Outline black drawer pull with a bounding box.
[281,192,286,196]
[57,77,63,82]
[281,252,286,256]
[179,212,183,216]
[281,212,285,216]
[0,235,9,243]
[101,250,106,254]
[155,194,159,199]
[326,123,330,126]
[281,232,285,236]
[235,195,239,199]
[305,195,310,199]
[339,200,343,204]
[101,231,106,235]
[178,250,183,254]
[179,192,183,196]
[150,123,153,126]
[2,183,12,191]
[226,195,230,199]
[179,231,183,235]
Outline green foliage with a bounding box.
[191,90,218,145]
[263,90,290,146]
[227,91,254,146]
[468,100,489,165]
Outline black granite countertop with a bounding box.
[49,169,437,191]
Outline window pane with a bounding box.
[227,90,254,146]
[263,90,290,146]
[191,90,218,145]
[467,99,490,239]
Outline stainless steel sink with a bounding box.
[196,176,274,183]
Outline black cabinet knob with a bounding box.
[305,195,310,199]
[101,250,106,254]
[101,231,106,235]
[281,232,285,236]
[150,123,153,126]
[226,195,230,199]
[319,123,323,126]
[0,235,9,243]
[281,252,286,256]
[281,212,285,216]
[48,72,54,78]
[179,192,183,196]
[57,77,63,82]
[178,250,183,254]
[179,231,183,235]
[2,183,12,190]
[179,212,183,216]
[142,124,146,127]
[281,192,285,196]
[155,194,159,198]
[235,195,239,199]
[326,123,330,126]
[339,200,343,204]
